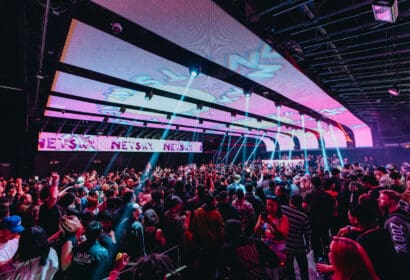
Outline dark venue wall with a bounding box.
[0,92,26,177]
[0,0,29,177]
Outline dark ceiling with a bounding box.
[215,0,410,144]
[2,0,410,147]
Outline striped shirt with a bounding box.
[281,205,311,253]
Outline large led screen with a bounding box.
[50,20,321,149]
[38,132,203,153]
[90,0,372,147]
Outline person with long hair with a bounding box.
[329,236,379,280]
[255,196,289,263]
[0,226,59,280]
[143,209,166,254]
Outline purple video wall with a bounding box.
[44,0,372,153]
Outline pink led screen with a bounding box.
[89,0,372,147]
[38,132,203,153]
[50,21,317,150]
[45,0,374,152]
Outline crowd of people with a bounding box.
[0,156,409,280]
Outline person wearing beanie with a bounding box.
[0,226,59,280]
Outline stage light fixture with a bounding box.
[372,0,398,23]
[36,73,45,80]
[143,121,147,127]
[119,105,126,114]
[257,117,262,123]
[199,119,203,125]
[231,112,237,118]
[145,89,154,101]
[243,87,252,97]
[103,116,109,122]
[388,87,400,96]
[197,102,203,111]
[166,114,171,120]
[189,65,201,77]
[226,123,230,128]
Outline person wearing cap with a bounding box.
[0,226,59,280]
[227,174,246,195]
[0,215,24,265]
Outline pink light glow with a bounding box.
[91,0,372,147]
[47,1,374,149]
[388,88,399,96]
[51,23,344,149]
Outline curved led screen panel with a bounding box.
[92,0,372,147]
[322,125,348,149]
[60,21,298,127]
[276,134,294,151]
[293,130,319,150]
[57,20,336,149]
[50,72,286,133]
